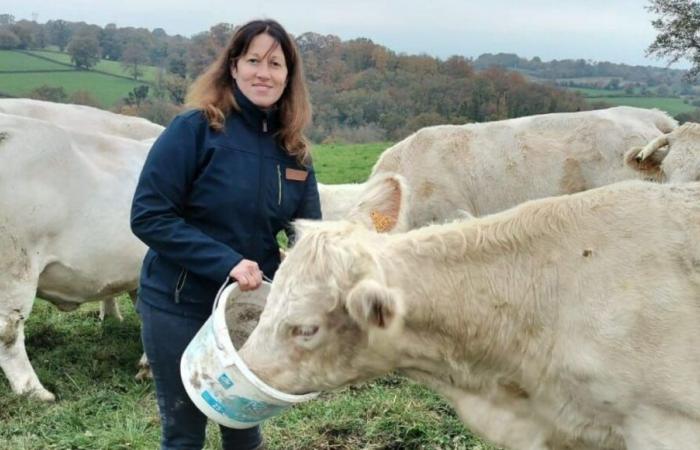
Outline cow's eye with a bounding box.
[291,325,319,338]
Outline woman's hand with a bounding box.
[229,259,263,291]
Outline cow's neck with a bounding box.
[379,215,561,391]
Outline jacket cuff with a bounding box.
[212,253,244,284]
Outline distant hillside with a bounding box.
[472,52,689,85]
[3,15,700,140]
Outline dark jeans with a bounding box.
[138,299,263,450]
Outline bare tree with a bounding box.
[647,0,700,79]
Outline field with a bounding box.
[0,142,498,450]
[561,85,697,116]
[28,50,160,83]
[0,50,154,107]
[588,96,696,116]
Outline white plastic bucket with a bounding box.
[180,280,318,429]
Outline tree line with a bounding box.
[0,13,671,142]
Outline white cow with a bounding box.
[0,98,164,142]
[0,113,149,400]
[0,99,165,321]
[241,180,700,450]
[330,107,684,231]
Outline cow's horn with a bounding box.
[636,134,669,162]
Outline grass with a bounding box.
[591,96,696,116]
[564,86,627,97]
[0,50,70,71]
[29,50,160,83]
[0,49,158,107]
[313,142,392,183]
[0,142,498,450]
[0,71,148,107]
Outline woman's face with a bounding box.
[231,33,288,109]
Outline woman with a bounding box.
[130,19,321,450]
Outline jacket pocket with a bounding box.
[145,252,158,278]
[174,268,188,303]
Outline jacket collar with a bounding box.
[233,86,280,133]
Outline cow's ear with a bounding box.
[346,173,409,233]
[346,279,403,330]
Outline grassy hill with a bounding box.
[0,50,156,107]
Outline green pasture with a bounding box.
[0,50,159,107]
[29,50,160,83]
[0,71,148,107]
[0,143,498,450]
[313,142,392,183]
[0,50,69,71]
[591,96,695,116]
[564,86,627,97]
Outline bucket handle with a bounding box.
[211,274,273,353]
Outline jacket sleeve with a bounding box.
[295,166,322,220]
[130,115,242,283]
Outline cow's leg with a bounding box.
[99,297,123,321]
[0,282,55,401]
[127,290,153,380]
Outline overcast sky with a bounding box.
[7,0,685,68]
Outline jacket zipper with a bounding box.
[277,164,282,206]
[262,119,268,133]
[174,268,188,303]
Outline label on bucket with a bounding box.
[201,390,286,423]
[218,373,234,389]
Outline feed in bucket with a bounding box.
[180,280,318,429]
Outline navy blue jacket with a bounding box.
[130,89,322,318]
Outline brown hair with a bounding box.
[186,19,312,163]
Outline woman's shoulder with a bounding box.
[168,108,208,129]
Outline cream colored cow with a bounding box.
[337,107,683,231]
[0,113,149,400]
[241,180,700,450]
[0,99,165,321]
[0,98,164,141]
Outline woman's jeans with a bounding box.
[138,299,262,450]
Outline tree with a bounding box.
[46,19,72,51]
[67,32,101,69]
[29,85,68,102]
[99,23,122,60]
[10,21,36,49]
[121,41,149,79]
[441,55,474,78]
[0,28,19,49]
[647,0,700,79]
[186,23,233,77]
[163,75,188,104]
[0,14,14,26]
[124,85,149,107]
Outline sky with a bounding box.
[7,0,687,69]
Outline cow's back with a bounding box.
[0,98,164,141]
[372,107,677,227]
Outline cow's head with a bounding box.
[238,219,405,395]
[625,123,700,183]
